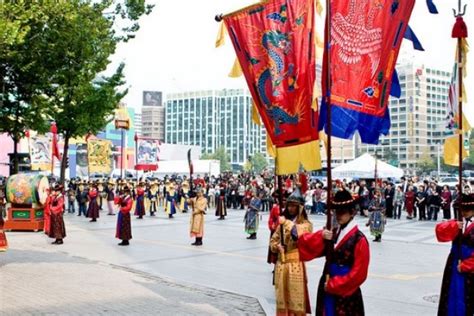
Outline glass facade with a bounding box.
[165,89,267,166]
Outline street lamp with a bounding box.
[436,141,442,179]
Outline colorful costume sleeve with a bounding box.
[121,198,133,213]
[268,205,280,231]
[435,220,459,242]
[50,196,64,215]
[326,237,370,297]
[297,230,325,261]
[460,255,474,273]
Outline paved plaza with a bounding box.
[1,207,451,315]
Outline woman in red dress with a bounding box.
[404,185,416,219]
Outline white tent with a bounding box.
[332,153,404,179]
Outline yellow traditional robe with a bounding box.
[189,197,207,237]
[270,218,313,315]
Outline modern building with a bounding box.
[165,89,267,166]
[134,111,142,136]
[320,58,453,175]
[141,91,165,141]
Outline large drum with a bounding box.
[6,174,49,206]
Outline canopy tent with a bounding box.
[332,153,404,179]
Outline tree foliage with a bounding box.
[251,152,268,173]
[201,147,232,172]
[0,1,152,179]
[417,149,436,175]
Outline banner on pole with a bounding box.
[29,135,52,171]
[222,0,321,174]
[87,139,112,174]
[136,137,160,171]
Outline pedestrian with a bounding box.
[87,183,100,222]
[384,183,394,218]
[67,185,76,213]
[215,183,227,220]
[116,186,133,246]
[106,180,116,215]
[134,182,146,219]
[405,185,416,219]
[45,184,66,245]
[428,183,441,221]
[270,191,312,315]
[367,189,386,242]
[77,182,88,217]
[189,188,208,246]
[393,185,404,219]
[416,184,427,220]
[244,190,262,240]
[297,189,370,316]
[441,185,452,220]
[435,193,474,315]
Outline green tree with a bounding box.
[0,4,52,173]
[251,152,268,173]
[417,149,436,175]
[0,1,152,181]
[201,147,231,172]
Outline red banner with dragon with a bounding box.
[223,0,320,174]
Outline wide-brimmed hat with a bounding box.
[454,193,474,211]
[332,189,355,212]
[53,184,63,192]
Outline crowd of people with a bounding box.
[0,171,473,315]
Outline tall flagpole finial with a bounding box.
[453,0,467,17]
[215,14,223,22]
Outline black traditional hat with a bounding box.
[123,186,131,193]
[332,189,355,212]
[454,193,474,211]
[53,184,63,192]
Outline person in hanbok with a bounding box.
[45,184,66,245]
[0,214,8,252]
[180,181,190,213]
[189,188,208,246]
[134,183,146,219]
[106,180,116,215]
[436,193,474,316]
[165,183,178,219]
[244,191,262,240]
[367,189,386,242]
[115,186,133,246]
[297,189,370,316]
[147,181,158,216]
[270,191,312,315]
[87,183,100,222]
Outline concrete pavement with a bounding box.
[1,207,450,315]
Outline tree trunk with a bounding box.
[12,135,19,175]
[60,133,70,185]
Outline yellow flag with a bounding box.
[215,22,226,48]
[443,136,469,166]
[266,132,276,158]
[251,101,261,126]
[229,58,243,78]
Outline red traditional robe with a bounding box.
[298,221,370,315]
[0,216,8,251]
[47,194,66,240]
[116,195,133,240]
[435,219,474,315]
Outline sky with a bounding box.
[109,0,474,121]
